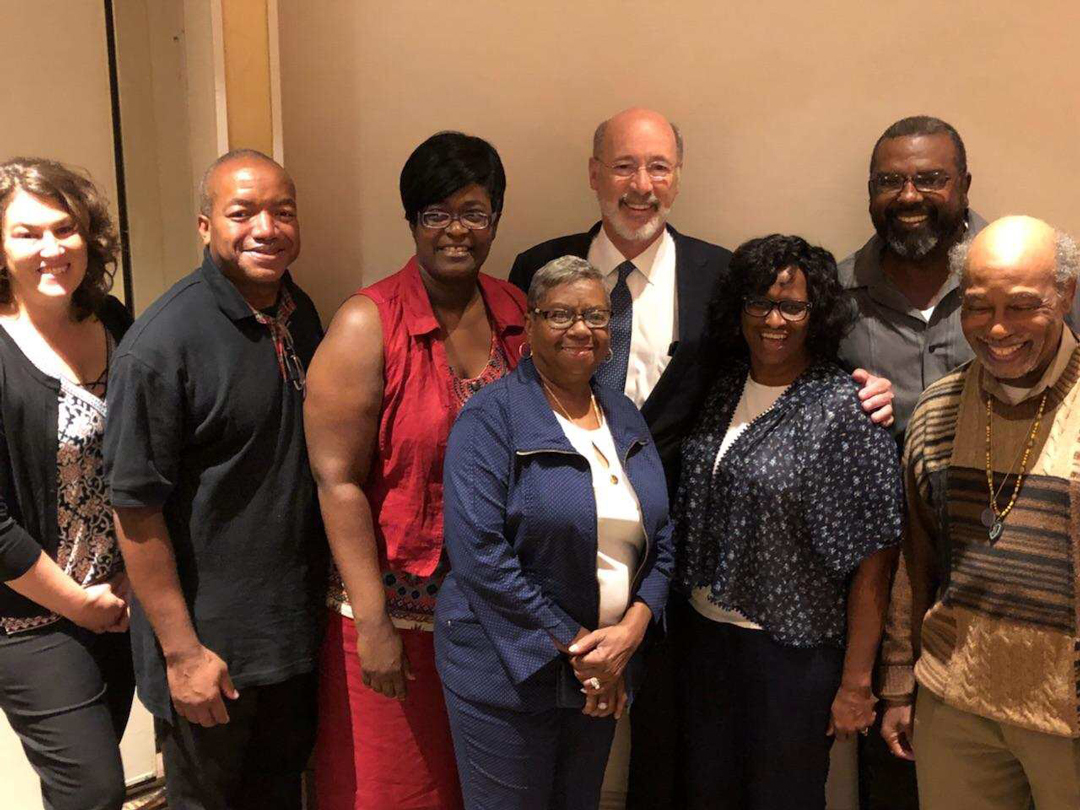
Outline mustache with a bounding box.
[619,192,660,208]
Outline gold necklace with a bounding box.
[540,379,619,485]
[982,389,1048,542]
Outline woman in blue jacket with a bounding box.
[436,255,674,810]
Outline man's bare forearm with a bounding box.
[113,506,200,660]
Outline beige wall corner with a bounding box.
[110,0,228,312]
[0,2,120,299]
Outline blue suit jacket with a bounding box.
[435,358,675,710]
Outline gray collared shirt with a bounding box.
[836,212,988,442]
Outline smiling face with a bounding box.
[869,133,970,260]
[411,183,497,284]
[526,278,611,389]
[1,189,89,310]
[589,109,680,256]
[741,266,812,385]
[961,219,1072,386]
[198,157,299,298]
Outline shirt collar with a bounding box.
[400,255,525,339]
[590,225,672,286]
[982,327,1078,405]
[198,249,296,322]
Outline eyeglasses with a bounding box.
[594,158,678,182]
[419,209,495,230]
[742,297,813,322]
[870,171,951,195]
[282,332,307,394]
[532,307,612,329]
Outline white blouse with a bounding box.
[553,412,646,628]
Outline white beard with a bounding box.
[599,196,671,245]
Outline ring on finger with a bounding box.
[859,727,870,736]
[586,676,601,691]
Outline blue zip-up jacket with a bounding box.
[435,358,674,710]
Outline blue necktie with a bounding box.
[595,260,634,393]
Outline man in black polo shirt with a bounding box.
[105,150,325,809]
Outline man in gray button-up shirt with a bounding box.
[838,116,983,448]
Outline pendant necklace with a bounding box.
[982,389,1048,542]
[541,379,619,485]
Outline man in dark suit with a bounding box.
[510,107,896,809]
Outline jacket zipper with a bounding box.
[515,447,600,624]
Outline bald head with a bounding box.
[199,149,293,216]
[593,108,683,164]
[954,215,1079,294]
[957,216,1079,385]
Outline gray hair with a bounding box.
[951,228,1080,294]
[592,119,684,164]
[198,148,287,215]
[526,255,610,311]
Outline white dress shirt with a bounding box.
[588,227,678,409]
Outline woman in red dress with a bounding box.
[304,131,526,809]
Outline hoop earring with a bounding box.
[601,348,614,364]
[520,343,532,359]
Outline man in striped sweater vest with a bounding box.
[879,216,1080,809]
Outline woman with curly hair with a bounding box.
[674,234,904,810]
[0,157,133,810]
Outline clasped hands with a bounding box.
[557,615,647,720]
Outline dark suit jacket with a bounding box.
[509,223,732,494]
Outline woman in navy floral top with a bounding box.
[674,234,904,810]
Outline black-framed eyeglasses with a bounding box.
[593,158,678,182]
[742,297,812,322]
[282,332,307,394]
[870,170,951,195]
[531,307,612,330]
[419,209,495,230]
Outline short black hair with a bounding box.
[399,131,506,228]
[705,234,854,369]
[870,115,967,176]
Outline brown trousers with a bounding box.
[913,689,1080,810]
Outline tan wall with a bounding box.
[278,0,1080,322]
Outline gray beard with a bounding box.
[885,229,941,260]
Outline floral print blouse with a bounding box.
[2,375,122,634]
[674,359,904,648]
